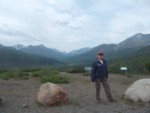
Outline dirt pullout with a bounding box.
[0,73,150,113]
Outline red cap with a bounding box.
[98,52,103,56]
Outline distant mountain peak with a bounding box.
[134,33,142,36]
[12,44,26,50]
[134,33,142,38]
[118,33,150,49]
[27,44,45,48]
[37,44,46,48]
[69,47,91,56]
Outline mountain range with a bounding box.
[11,44,91,59]
[0,33,150,71]
[0,45,63,69]
[66,33,150,66]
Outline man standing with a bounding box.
[91,52,114,102]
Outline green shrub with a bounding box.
[9,70,29,79]
[67,67,84,73]
[0,69,8,74]
[83,71,90,76]
[21,68,41,72]
[39,67,69,83]
[40,75,69,83]
[0,69,29,80]
[0,72,11,80]
[145,61,150,73]
[40,67,59,75]
[0,67,70,83]
[32,71,41,77]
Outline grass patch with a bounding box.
[123,99,146,107]
[125,73,140,79]
[121,80,133,85]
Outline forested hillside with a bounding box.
[109,45,150,74]
[65,45,143,66]
[0,47,64,69]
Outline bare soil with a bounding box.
[0,73,150,113]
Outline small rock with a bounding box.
[22,104,29,108]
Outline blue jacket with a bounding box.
[91,59,108,81]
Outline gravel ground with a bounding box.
[0,73,150,113]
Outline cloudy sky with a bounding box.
[0,0,150,52]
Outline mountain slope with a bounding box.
[66,33,150,66]
[0,47,64,69]
[19,44,67,60]
[18,45,92,59]
[109,45,150,74]
[68,47,91,56]
[66,44,143,66]
[118,33,150,49]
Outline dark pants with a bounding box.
[95,78,113,102]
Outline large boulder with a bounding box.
[37,82,68,106]
[124,79,150,102]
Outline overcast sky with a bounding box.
[0,0,150,52]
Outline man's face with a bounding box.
[97,55,103,60]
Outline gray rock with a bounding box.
[125,79,150,102]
